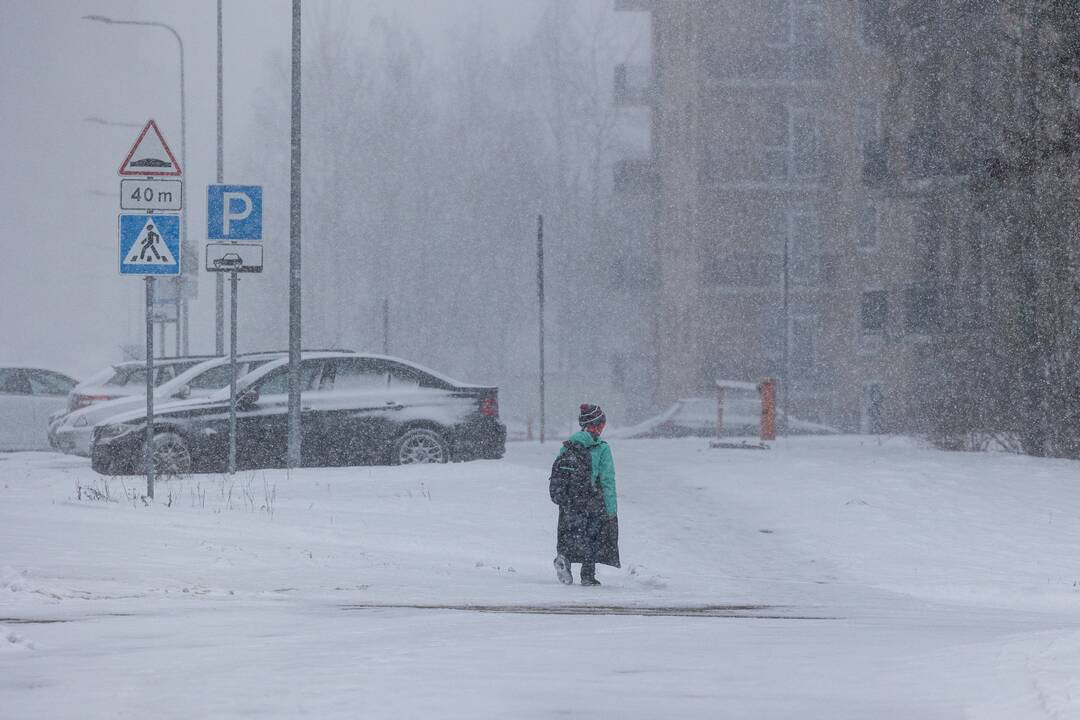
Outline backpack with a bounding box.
[548,440,602,510]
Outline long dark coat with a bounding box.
[557,505,620,567]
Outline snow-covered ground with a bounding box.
[2,436,1079,718]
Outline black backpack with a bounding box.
[548,440,602,509]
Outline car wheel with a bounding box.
[392,428,448,465]
[150,432,192,478]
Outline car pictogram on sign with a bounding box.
[213,253,243,269]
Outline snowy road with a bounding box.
[2,437,1079,718]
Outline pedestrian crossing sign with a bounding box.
[118,214,181,276]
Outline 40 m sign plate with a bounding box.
[121,179,183,211]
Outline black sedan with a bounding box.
[91,352,505,475]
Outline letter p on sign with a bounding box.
[207,185,262,241]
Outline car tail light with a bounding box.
[480,395,498,418]
[71,394,110,410]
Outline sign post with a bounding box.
[206,184,263,474]
[144,277,154,499]
[118,119,183,498]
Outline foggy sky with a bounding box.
[0,0,564,378]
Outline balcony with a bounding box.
[614,63,654,106]
[706,44,832,83]
[614,0,652,10]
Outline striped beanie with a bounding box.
[578,403,606,428]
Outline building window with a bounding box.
[759,102,824,181]
[762,101,789,179]
[789,316,817,376]
[858,0,886,50]
[861,290,887,334]
[766,0,824,46]
[904,281,943,334]
[766,0,791,45]
[790,202,821,285]
[856,99,881,143]
[913,200,941,275]
[861,382,885,433]
[791,107,821,177]
[858,199,879,251]
[769,202,822,286]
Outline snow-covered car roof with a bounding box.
[203,351,494,402]
[98,352,495,425]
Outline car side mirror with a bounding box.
[236,387,259,409]
[173,385,192,400]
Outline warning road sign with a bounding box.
[118,120,182,177]
[119,214,181,276]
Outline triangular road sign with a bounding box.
[124,217,178,266]
[118,119,182,176]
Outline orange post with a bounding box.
[759,378,777,441]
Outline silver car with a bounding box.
[53,353,283,457]
[0,367,78,451]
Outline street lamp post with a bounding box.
[82,14,190,356]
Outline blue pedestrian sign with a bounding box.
[207,185,262,240]
[119,214,181,276]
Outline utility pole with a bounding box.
[287,0,303,468]
[537,213,545,444]
[215,0,225,355]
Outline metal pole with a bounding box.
[782,231,790,437]
[178,26,189,356]
[382,298,389,355]
[144,277,155,499]
[538,213,545,444]
[228,271,238,474]
[215,0,225,355]
[287,0,303,468]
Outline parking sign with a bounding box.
[207,185,262,240]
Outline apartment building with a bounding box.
[620,0,894,430]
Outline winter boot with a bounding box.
[553,554,573,585]
[579,563,600,586]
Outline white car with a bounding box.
[0,367,79,451]
[53,353,283,457]
[64,356,218,414]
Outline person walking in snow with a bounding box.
[550,403,620,586]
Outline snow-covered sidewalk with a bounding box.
[2,436,1079,718]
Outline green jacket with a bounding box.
[560,430,617,517]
